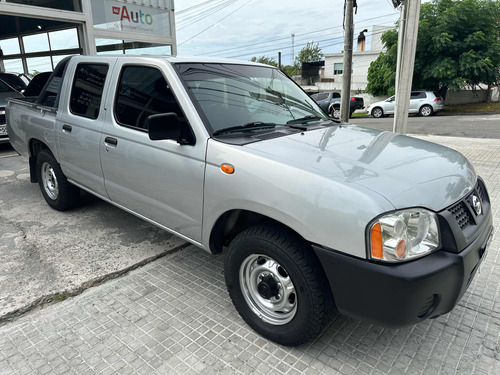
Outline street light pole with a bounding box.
[393,0,421,134]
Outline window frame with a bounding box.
[69,62,109,120]
[333,63,343,75]
[113,63,190,135]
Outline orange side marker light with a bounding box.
[220,164,235,174]
[371,223,383,259]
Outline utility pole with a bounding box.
[278,52,281,70]
[340,0,354,122]
[393,0,421,134]
[291,33,295,66]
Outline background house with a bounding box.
[298,25,392,93]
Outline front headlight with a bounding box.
[369,208,439,262]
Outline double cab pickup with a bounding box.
[6,55,493,345]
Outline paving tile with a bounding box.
[1,135,500,374]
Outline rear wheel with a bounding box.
[224,225,332,346]
[36,149,79,211]
[372,107,384,118]
[419,105,433,117]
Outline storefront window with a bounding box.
[1,38,20,55]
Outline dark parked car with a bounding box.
[0,72,30,93]
[310,91,364,119]
[0,79,24,144]
[23,72,52,97]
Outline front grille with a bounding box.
[449,201,473,230]
[476,181,484,202]
[0,114,5,124]
[447,180,488,232]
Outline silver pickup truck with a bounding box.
[6,55,493,346]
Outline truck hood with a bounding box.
[245,125,476,211]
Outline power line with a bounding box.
[177,1,237,31]
[178,0,253,46]
[194,13,398,57]
[176,0,227,15]
[224,25,394,60]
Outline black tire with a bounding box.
[371,107,384,118]
[419,104,433,117]
[330,106,341,119]
[36,149,79,211]
[224,225,332,346]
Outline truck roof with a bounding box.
[67,54,272,67]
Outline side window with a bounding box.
[410,91,425,99]
[115,66,185,130]
[333,63,343,75]
[70,64,108,119]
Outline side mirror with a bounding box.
[148,112,181,141]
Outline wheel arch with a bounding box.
[209,209,306,255]
[419,104,433,116]
[328,103,340,113]
[27,138,52,183]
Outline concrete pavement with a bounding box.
[0,134,499,374]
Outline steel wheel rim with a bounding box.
[41,162,58,200]
[239,254,297,325]
[421,106,431,116]
[332,108,341,119]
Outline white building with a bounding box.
[302,25,393,94]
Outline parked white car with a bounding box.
[367,91,444,118]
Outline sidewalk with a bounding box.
[0,135,499,374]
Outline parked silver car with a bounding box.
[367,91,444,118]
[0,79,24,144]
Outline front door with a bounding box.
[99,63,205,243]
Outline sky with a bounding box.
[174,0,402,65]
[1,0,403,74]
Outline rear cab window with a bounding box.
[70,63,109,120]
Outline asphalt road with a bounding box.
[350,112,500,138]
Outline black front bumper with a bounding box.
[313,216,493,329]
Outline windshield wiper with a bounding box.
[286,115,324,125]
[212,122,278,136]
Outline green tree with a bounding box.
[294,42,323,70]
[366,29,398,96]
[281,65,297,77]
[366,0,500,98]
[250,56,278,67]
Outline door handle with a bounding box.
[104,137,118,146]
[62,124,72,133]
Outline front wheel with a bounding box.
[36,149,79,211]
[330,106,341,119]
[224,225,332,346]
[371,107,384,118]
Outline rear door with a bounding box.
[57,58,116,197]
[409,91,426,113]
[99,60,206,242]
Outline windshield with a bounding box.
[175,63,329,134]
